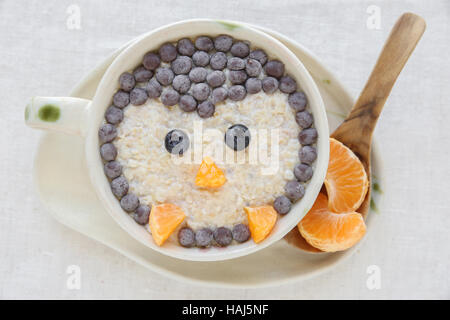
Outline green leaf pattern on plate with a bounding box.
[215,20,241,31]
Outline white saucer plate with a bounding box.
[32,24,384,288]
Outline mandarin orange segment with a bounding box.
[195,156,226,188]
[325,138,369,212]
[298,193,366,252]
[149,203,185,246]
[244,206,277,243]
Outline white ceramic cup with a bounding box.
[25,19,329,261]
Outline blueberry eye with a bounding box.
[165,129,189,155]
[224,124,250,151]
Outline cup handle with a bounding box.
[25,96,91,137]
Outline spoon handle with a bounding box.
[332,13,426,157]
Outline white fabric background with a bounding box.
[0,0,449,299]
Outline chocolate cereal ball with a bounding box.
[299,146,317,165]
[120,193,139,212]
[192,51,210,67]
[230,41,250,58]
[111,176,129,199]
[143,52,160,70]
[265,60,285,78]
[178,227,196,247]
[161,88,180,106]
[100,143,117,161]
[232,224,250,243]
[119,72,135,92]
[133,205,151,225]
[195,36,214,51]
[98,124,117,143]
[159,43,177,62]
[177,38,195,56]
[214,35,233,52]
[214,227,232,246]
[195,228,213,247]
[146,78,162,98]
[179,95,197,112]
[285,180,305,202]
[273,195,292,215]
[105,106,123,124]
[197,101,215,118]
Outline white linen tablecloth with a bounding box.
[0,0,449,299]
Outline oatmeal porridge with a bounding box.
[98,35,318,248]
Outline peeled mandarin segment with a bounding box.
[149,203,185,246]
[298,193,366,252]
[324,138,369,212]
[195,156,226,188]
[244,206,277,244]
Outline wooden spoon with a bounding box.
[284,13,426,252]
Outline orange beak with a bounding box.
[195,156,226,188]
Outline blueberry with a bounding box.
[262,77,279,94]
[171,56,192,75]
[130,88,148,105]
[225,124,250,151]
[197,101,215,118]
[146,78,162,98]
[98,124,117,143]
[230,41,250,58]
[172,75,191,94]
[189,67,208,83]
[273,195,292,215]
[227,57,245,70]
[113,90,130,108]
[214,227,232,246]
[119,72,136,92]
[100,143,117,161]
[211,87,228,104]
[159,43,177,62]
[249,49,268,65]
[279,76,297,93]
[294,163,313,182]
[192,51,210,67]
[155,67,174,86]
[229,70,247,84]
[165,129,189,155]
[210,52,227,70]
[195,228,213,247]
[206,70,226,88]
[228,85,246,101]
[295,111,313,128]
[111,176,129,198]
[143,52,160,70]
[133,204,151,225]
[177,38,195,56]
[195,36,214,51]
[232,224,250,243]
[192,83,210,101]
[245,58,262,77]
[298,128,318,145]
[133,66,153,83]
[161,88,180,106]
[178,227,195,247]
[265,60,285,78]
[299,146,317,164]
[179,95,197,112]
[288,92,307,111]
[245,78,262,94]
[214,35,233,52]
[105,106,123,124]
[285,180,305,202]
[120,193,139,212]
[104,161,122,179]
